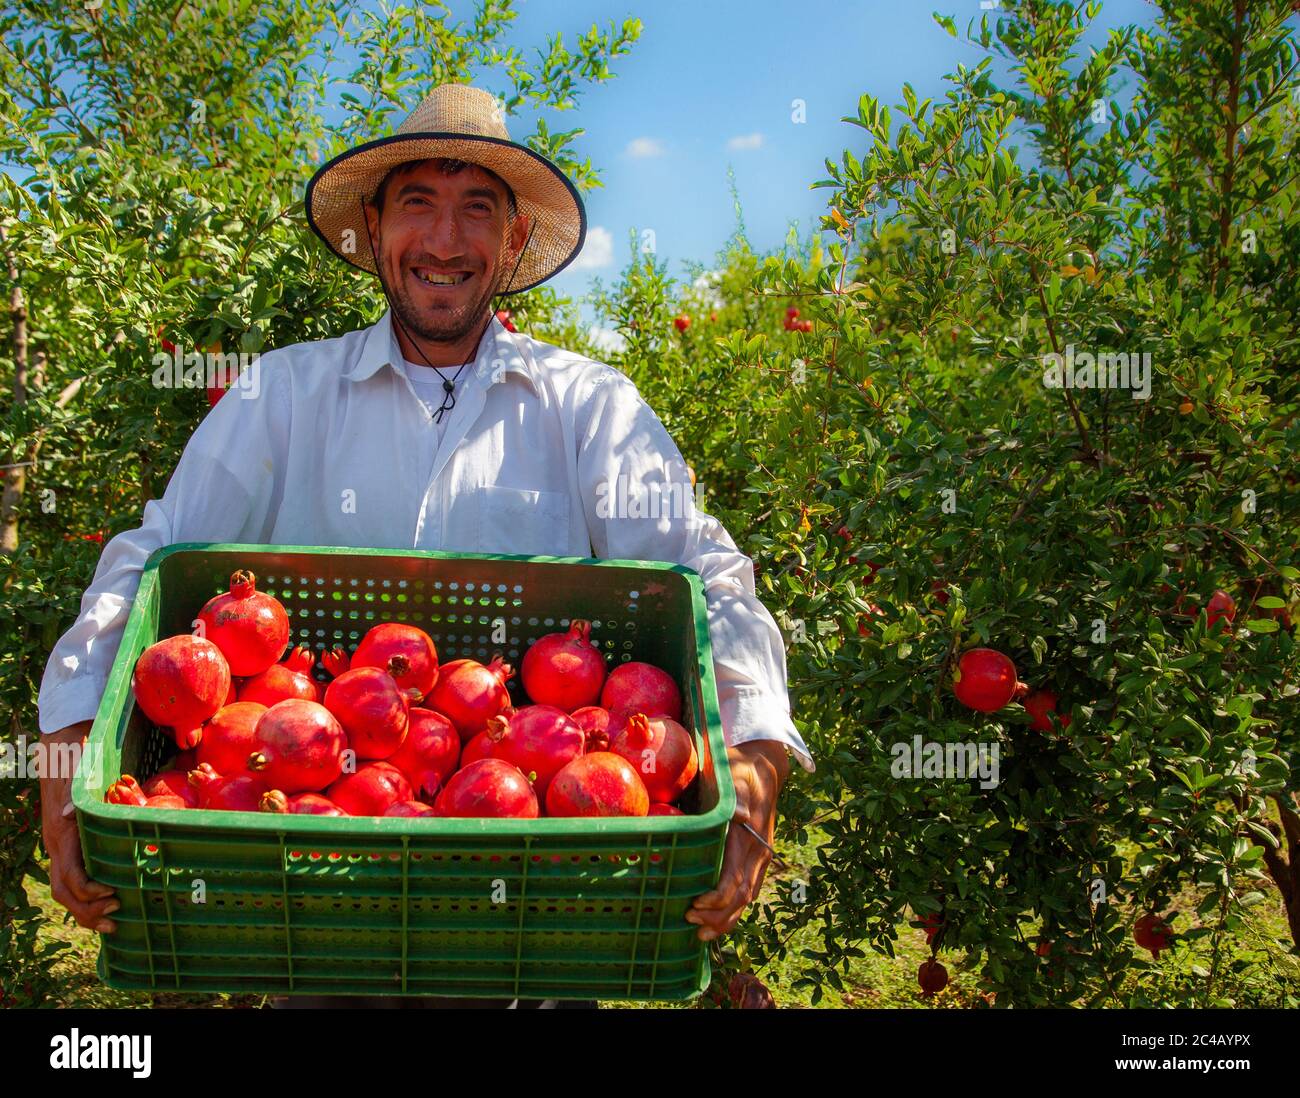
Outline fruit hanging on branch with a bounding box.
[1133,913,1173,957]
[951,648,1026,713]
[917,959,949,996]
[1022,689,1071,733]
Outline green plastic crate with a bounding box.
[72,543,735,1001]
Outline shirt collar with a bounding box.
[342,308,539,395]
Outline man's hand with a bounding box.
[40,721,119,933]
[686,740,790,941]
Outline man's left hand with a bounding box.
[686,740,790,941]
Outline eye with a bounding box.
[469,202,492,213]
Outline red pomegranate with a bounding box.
[132,634,232,749]
[599,662,682,722]
[238,645,320,707]
[917,959,948,995]
[245,700,347,794]
[105,775,148,806]
[461,730,495,767]
[609,712,698,803]
[1134,913,1173,956]
[196,701,266,776]
[520,619,607,710]
[323,665,412,759]
[188,763,267,811]
[352,624,439,701]
[259,791,349,816]
[385,707,460,798]
[916,912,943,946]
[433,759,539,819]
[385,800,439,818]
[427,656,515,741]
[484,705,585,800]
[1205,589,1236,632]
[172,747,198,772]
[647,803,684,816]
[546,753,650,817]
[326,762,413,817]
[951,648,1024,713]
[196,570,290,676]
[1023,689,1072,733]
[142,769,200,808]
[145,794,189,809]
[570,706,611,752]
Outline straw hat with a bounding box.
[305,83,587,295]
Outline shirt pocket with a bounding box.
[475,484,572,556]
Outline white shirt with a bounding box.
[38,310,814,772]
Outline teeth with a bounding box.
[416,270,469,285]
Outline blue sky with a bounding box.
[474,0,1157,316]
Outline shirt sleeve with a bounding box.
[37,357,288,735]
[576,368,814,773]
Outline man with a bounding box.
[38,83,814,1007]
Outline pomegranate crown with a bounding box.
[624,712,654,748]
[260,789,289,813]
[567,619,593,644]
[228,569,257,599]
[485,714,512,742]
[187,763,220,789]
[284,645,316,674]
[487,654,515,682]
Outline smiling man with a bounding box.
[37,83,814,1009]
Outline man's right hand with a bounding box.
[40,721,119,933]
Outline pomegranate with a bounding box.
[460,730,495,767]
[172,748,198,772]
[728,972,776,1009]
[916,912,943,946]
[385,707,461,798]
[105,775,148,806]
[648,803,684,816]
[142,769,200,808]
[484,705,585,800]
[609,712,698,803]
[1023,689,1071,733]
[951,648,1024,713]
[599,662,682,722]
[223,679,238,706]
[327,762,413,817]
[245,699,347,794]
[196,570,290,676]
[385,800,439,818]
[520,619,607,710]
[546,753,650,817]
[433,759,539,819]
[259,791,349,816]
[196,701,266,776]
[238,645,320,706]
[323,665,412,759]
[131,634,232,749]
[570,706,611,752]
[427,656,515,741]
[145,794,189,809]
[188,763,267,811]
[1134,913,1173,956]
[917,959,948,995]
[1205,589,1236,632]
[352,623,439,700]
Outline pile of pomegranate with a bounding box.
[111,574,698,820]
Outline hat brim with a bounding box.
[305,132,587,296]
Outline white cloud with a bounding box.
[570,225,613,271]
[587,325,627,355]
[626,137,666,158]
[726,132,764,151]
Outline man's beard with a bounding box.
[380,231,515,344]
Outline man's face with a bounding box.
[364,159,529,344]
